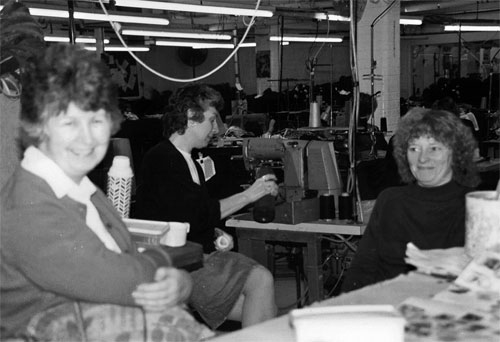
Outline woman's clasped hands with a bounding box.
[132,267,192,312]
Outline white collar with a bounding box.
[21,146,97,201]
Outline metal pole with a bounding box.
[232,27,241,91]
[279,16,284,112]
[330,44,334,127]
[458,23,462,79]
[94,28,105,57]
[67,0,76,44]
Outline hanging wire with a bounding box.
[97,0,262,83]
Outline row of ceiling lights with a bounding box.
[2,2,498,52]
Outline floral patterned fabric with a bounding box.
[25,302,214,342]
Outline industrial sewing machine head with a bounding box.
[242,137,343,224]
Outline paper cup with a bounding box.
[465,191,500,258]
[162,222,190,247]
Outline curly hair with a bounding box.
[162,83,223,138]
[20,43,122,147]
[393,108,480,187]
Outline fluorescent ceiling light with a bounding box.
[44,36,110,44]
[315,12,423,25]
[314,13,350,22]
[115,0,273,18]
[74,12,169,25]
[400,17,422,25]
[444,24,500,32]
[270,36,342,43]
[9,6,169,25]
[123,29,231,40]
[156,40,288,49]
[85,46,150,52]
[192,42,256,49]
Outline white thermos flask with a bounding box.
[107,156,133,218]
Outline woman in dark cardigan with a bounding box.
[136,84,278,329]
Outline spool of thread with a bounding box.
[216,235,230,249]
[338,192,353,220]
[320,195,336,221]
[380,117,387,132]
[309,102,321,128]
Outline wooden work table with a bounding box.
[226,213,366,304]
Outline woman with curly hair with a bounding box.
[341,108,480,292]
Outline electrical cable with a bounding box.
[321,235,357,253]
[326,266,345,297]
[97,0,262,83]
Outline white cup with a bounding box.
[162,222,190,247]
[465,191,500,258]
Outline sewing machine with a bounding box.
[242,138,343,224]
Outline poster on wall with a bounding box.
[256,50,270,78]
[101,52,141,99]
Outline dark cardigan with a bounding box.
[135,139,222,252]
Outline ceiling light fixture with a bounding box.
[314,13,350,22]
[123,29,231,40]
[1,6,169,25]
[192,42,257,49]
[400,17,423,25]
[44,36,110,44]
[444,24,500,32]
[155,40,288,49]
[270,36,342,43]
[85,46,150,52]
[114,0,273,18]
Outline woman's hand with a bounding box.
[244,174,279,203]
[132,267,192,312]
[219,173,279,219]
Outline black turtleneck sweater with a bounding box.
[341,181,473,293]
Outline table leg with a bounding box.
[238,236,269,268]
[303,235,324,303]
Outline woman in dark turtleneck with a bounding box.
[341,108,480,292]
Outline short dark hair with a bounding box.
[393,108,480,187]
[20,43,122,146]
[162,84,223,138]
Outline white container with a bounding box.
[465,191,500,258]
[163,222,190,247]
[107,156,133,218]
[123,218,169,245]
[290,305,405,342]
